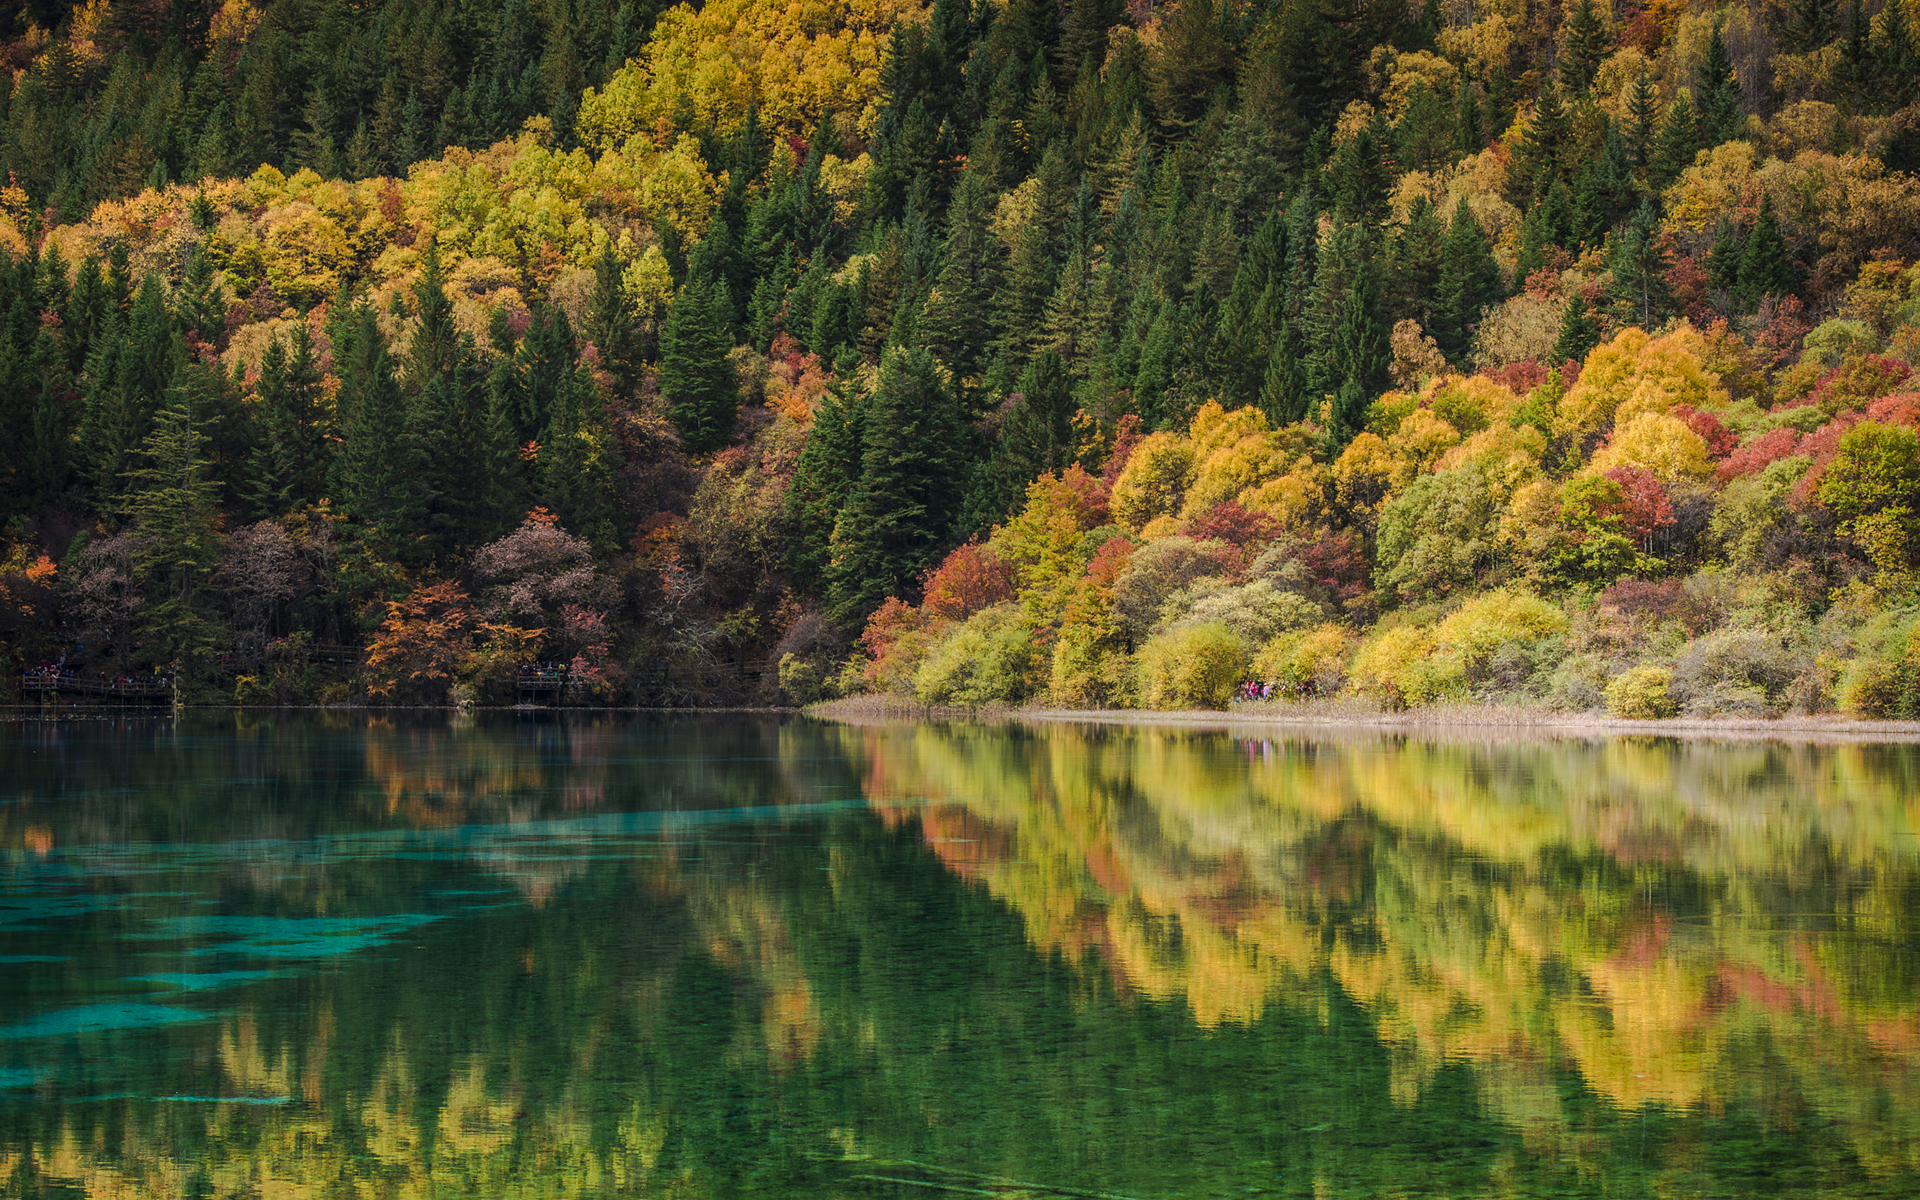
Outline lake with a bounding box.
[2,713,1918,1197]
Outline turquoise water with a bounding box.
[3,714,1919,1197]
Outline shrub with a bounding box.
[1604,666,1676,718]
[1172,579,1325,644]
[1347,624,1439,708]
[1668,628,1805,715]
[913,605,1043,707]
[1251,623,1355,695]
[1111,537,1242,642]
[1137,622,1249,710]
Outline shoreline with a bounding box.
[809,695,1920,744]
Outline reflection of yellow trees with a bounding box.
[846,723,1920,1159]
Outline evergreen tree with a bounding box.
[1648,91,1701,193]
[1386,194,1445,326]
[1611,198,1673,327]
[996,352,1079,495]
[1697,22,1744,147]
[1505,82,1568,208]
[1323,269,1390,453]
[1875,0,1920,112]
[536,356,622,550]
[1625,69,1659,176]
[123,377,224,670]
[1785,0,1837,52]
[826,345,966,626]
[1431,199,1502,363]
[245,324,328,517]
[1551,292,1601,364]
[582,246,643,398]
[1735,194,1793,308]
[919,172,1004,388]
[334,306,420,539]
[658,277,739,454]
[1561,0,1611,94]
[785,359,869,585]
[1706,218,1741,293]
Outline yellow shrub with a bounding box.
[1348,624,1439,707]
[1137,623,1249,710]
[1605,666,1677,718]
[1251,623,1355,692]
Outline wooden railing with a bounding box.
[21,672,171,699]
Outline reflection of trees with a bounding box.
[841,724,1920,1172]
[7,719,1920,1196]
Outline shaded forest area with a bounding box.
[1,0,1919,712]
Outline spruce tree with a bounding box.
[536,357,623,551]
[1506,83,1568,208]
[826,345,966,626]
[1786,0,1837,52]
[1648,92,1700,192]
[334,307,420,539]
[1626,69,1659,176]
[1697,22,1744,147]
[582,246,643,399]
[1611,198,1673,327]
[1323,269,1390,453]
[245,324,328,517]
[658,277,739,455]
[1432,200,1502,364]
[123,379,224,669]
[1706,218,1742,293]
[1561,0,1611,94]
[1551,292,1601,364]
[785,359,870,585]
[1735,194,1793,308]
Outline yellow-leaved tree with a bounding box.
[576,0,925,149]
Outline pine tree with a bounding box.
[1625,69,1658,176]
[785,360,869,585]
[1697,22,1744,147]
[1551,292,1601,364]
[826,345,966,626]
[658,277,739,455]
[1735,194,1793,308]
[123,379,224,669]
[334,306,420,539]
[582,246,643,398]
[1432,199,1502,363]
[1647,91,1701,193]
[1611,198,1673,327]
[1561,0,1611,94]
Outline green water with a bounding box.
[3,715,1919,1198]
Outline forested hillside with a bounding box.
[2,0,1919,713]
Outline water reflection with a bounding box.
[1,715,1917,1197]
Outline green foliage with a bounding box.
[1136,621,1248,709]
[659,278,740,455]
[1604,665,1677,718]
[913,604,1043,706]
[827,345,966,626]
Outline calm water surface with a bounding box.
[2,714,1918,1197]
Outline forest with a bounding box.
[1,0,1918,714]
